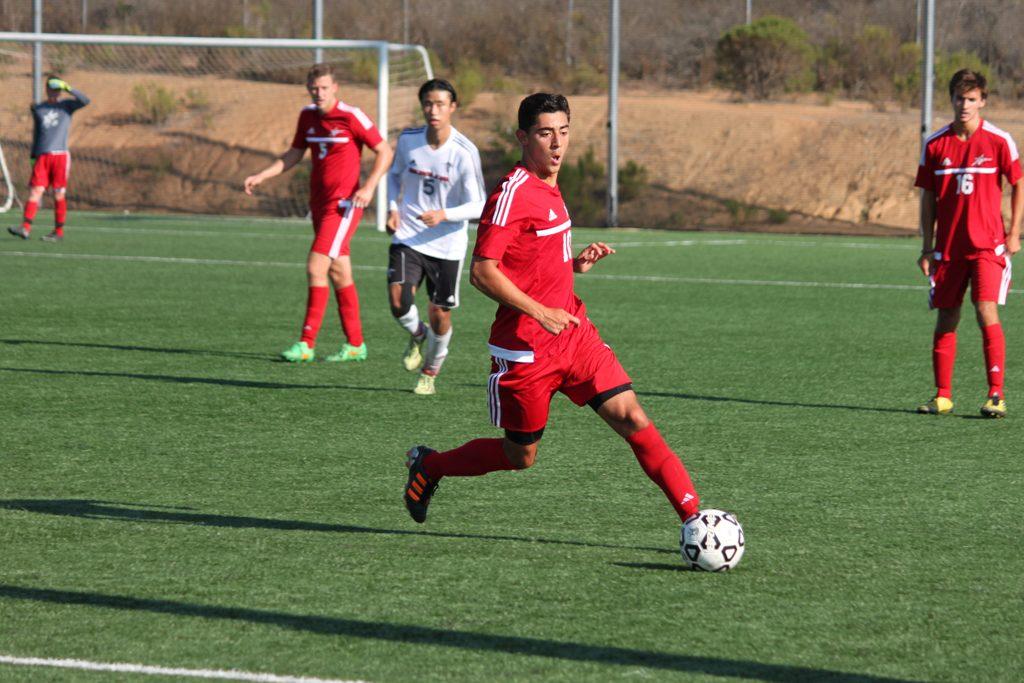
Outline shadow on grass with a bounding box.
[0,367,405,393]
[637,390,917,415]
[0,583,919,682]
[0,499,676,555]
[612,561,690,572]
[0,338,266,360]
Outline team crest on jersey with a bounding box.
[42,110,60,128]
[972,154,992,166]
[942,157,952,166]
[329,128,343,136]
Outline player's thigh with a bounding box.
[51,153,69,189]
[28,157,50,189]
[559,321,634,410]
[423,255,463,309]
[970,255,1012,306]
[930,259,971,310]
[387,244,426,290]
[311,201,361,259]
[488,356,559,434]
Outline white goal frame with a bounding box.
[0,31,433,230]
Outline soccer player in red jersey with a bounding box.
[916,69,1023,417]
[8,75,90,242]
[403,93,701,526]
[244,63,393,363]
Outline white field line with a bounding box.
[75,224,913,251]
[0,654,366,683]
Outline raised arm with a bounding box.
[243,146,305,196]
[470,256,579,335]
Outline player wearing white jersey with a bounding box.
[386,79,486,395]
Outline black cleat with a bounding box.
[8,226,29,239]
[40,231,62,242]
[404,445,439,524]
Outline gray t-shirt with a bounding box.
[31,89,90,157]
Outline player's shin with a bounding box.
[625,423,700,521]
[423,327,452,375]
[300,286,330,346]
[22,200,38,231]
[395,304,425,337]
[933,331,957,398]
[54,197,67,233]
[422,438,516,479]
[336,284,363,347]
[982,323,1005,396]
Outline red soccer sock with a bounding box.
[54,197,67,233]
[626,423,700,522]
[336,284,363,347]
[981,323,1005,397]
[933,331,957,399]
[299,285,330,347]
[422,438,516,480]
[22,200,38,231]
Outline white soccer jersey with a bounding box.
[387,126,486,261]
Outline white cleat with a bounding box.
[403,334,425,372]
[413,373,436,395]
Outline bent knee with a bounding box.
[502,438,539,470]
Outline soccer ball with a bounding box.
[680,509,745,571]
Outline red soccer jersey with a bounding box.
[915,119,1022,260]
[474,164,582,362]
[291,101,383,207]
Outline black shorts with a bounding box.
[387,243,463,309]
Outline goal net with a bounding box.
[0,33,432,226]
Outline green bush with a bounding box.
[131,82,179,125]
[715,16,815,99]
[936,50,995,97]
[451,58,484,108]
[618,160,648,203]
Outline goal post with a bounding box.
[0,32,433,229]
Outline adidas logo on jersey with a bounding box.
[942,157,953,166]
[547,208,557,221]
[307,127,316,134]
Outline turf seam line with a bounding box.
[0,654,366,683]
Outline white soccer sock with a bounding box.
[396,305,424,337]
[423,326,453,375]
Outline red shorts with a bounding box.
[310,199,362,258]
[487,318,633,433]
[929,251,1012,309]
[29,152,70,189]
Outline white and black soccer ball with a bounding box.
[680,509,745,571]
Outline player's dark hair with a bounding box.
[517,93,570,131]
[949,69,988,100]
[418,78,457,104]
[307,62,336,83]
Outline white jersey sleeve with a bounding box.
[443,136,486,222]
[387,133,408,213]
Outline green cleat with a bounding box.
[413,372,436,395]
[917,396,953,415]
[403,334,425,372]
[325,342,367,362]
[980,394,1007,419]
[280,341,314,363]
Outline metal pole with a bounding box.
[920,0,935,151]
[402,0,409,45]
[565,0,573,66]
[313,0,323,63]
[376,42,389,232]
[32,0,42,103]
[607,0,619,227]
[81,0,87,32]
[746,0,752,25]
[915,0,922,44]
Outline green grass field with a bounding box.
[1,212,1021,682]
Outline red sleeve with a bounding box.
[1000,137,1022,185]
[914,142,936,192]
[290,111,308,150]
[349,109,383,149]
[474,190,528,260]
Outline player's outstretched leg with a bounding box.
[596,390,700,522]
